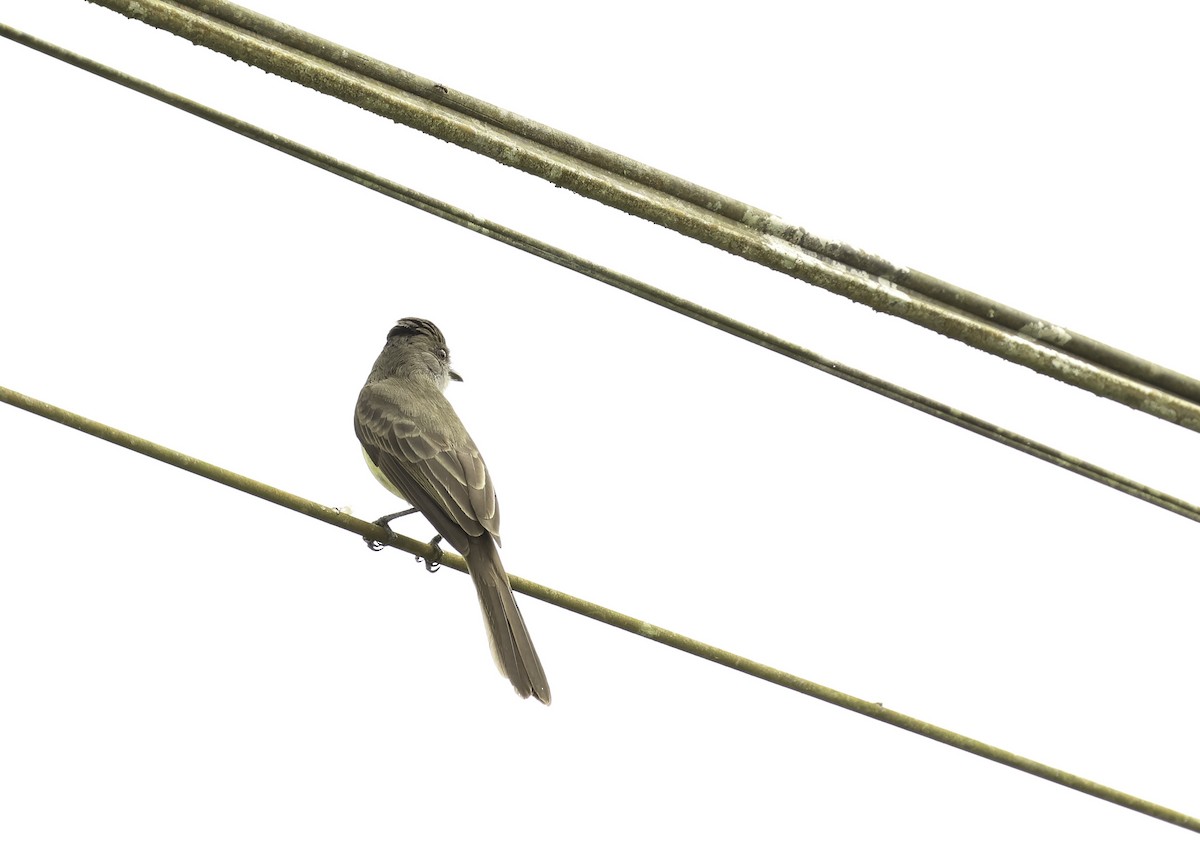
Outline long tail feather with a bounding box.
[465,538,551,705]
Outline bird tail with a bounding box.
[465,537,551,705]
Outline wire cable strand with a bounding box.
[75,0,1200,433]
[3,23,1199,528]
[157,0,1200,413]
[1,381,1196,833]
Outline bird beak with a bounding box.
[449,370,464,382]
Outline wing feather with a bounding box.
[354,381,501,550]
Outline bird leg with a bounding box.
[364,507,420,551]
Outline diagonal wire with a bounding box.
[3,22,1199,526]
[72,0,1200,434]
[4,11,1196,838]
[3,20,1200,522]
[1,381,1197,833]
[166,0,1200,412]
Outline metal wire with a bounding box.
[151,1,1200,411]
[4,17,1200,833]
[3,21,1199,528]
[2,382,1197,833]
[78,0,1200,434]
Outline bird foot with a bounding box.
[422,535,444,573]
[363,508,419,552]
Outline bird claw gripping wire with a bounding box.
[365,533,389,552]
[364,504,422,552]
[422,535,444,573]
[362,510,441,571]
[363,508,418,552]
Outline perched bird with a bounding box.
[354,318,550,704]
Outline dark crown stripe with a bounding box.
[387,317,445,343]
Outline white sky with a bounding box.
[2,1,1198,847]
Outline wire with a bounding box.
[1,382,1196,833]
[3,18,1199,830]
[3,22,1199,528]
[3,16,1199,834]
[159,0,1200,411]
[75,0,1200,434]
[227,0,1200,412]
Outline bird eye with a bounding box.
[435,347,448,360]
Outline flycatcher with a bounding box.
[354,318,550,704]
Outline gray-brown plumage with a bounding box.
[354,318,550,705]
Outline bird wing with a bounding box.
[354,381,500,554]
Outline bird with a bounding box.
[353,317,550,704]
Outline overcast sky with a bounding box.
[2,1,1198,848]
